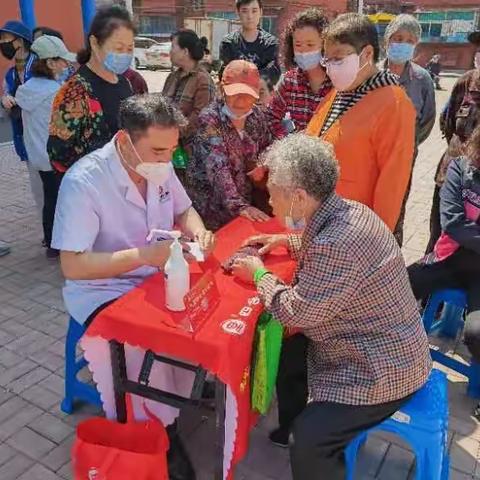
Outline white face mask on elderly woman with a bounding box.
[118,134,173,186]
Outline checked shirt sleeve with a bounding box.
[257,241,362,338]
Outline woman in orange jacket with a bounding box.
[306,13,416,233]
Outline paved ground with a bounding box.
[0,73,480,479]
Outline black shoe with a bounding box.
[46,248,60,259]
[167,425,196,480]
[269,427,290,448]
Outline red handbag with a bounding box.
[72,413,169,480]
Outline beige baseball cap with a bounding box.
[31,35,76,62]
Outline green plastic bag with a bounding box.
[251,312,284,415]
[172,146,189,169]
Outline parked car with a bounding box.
[134,36,161,69]
[145,42,172,70]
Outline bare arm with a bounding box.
[60,242,172,281]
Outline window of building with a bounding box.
[138,15,176,36]
[417,10,477,43]
[261,16,277,34]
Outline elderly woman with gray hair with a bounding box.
[232,133,431,480]
[384,14,436,245]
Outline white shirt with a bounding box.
[51,137,192,324]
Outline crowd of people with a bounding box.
[1,0,480,479]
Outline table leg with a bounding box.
[109,340,128,423]
[215,379,226,480]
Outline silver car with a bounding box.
[145,42,172,70]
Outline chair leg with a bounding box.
[62,325,77,413]
[423,296,440,334]
[467,362,480,398]
[345,432,368,480]
[440,304,463,339]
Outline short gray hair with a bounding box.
[264,133,339,202]
[384,14,422,44]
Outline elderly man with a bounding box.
[383,14,436,245]
[233,134,431,480]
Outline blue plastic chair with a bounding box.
[422,289,480,398]
[61,317,102,414]
[346,369,449,480]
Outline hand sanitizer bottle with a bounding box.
[164,231,190,312]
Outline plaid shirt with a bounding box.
[267,68,332,139]
[162,66,216,146]
[257,194,431,405]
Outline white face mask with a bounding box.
[326,51,368,92]
[285,195,306,231]
[118,135,173,186]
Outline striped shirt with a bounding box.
[321,71,399,135]
[267,68,332,139]
[257,194,431,405]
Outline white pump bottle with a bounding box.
[146,229,190,312]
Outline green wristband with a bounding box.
[254,267,270,286]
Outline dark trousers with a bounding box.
[38,171,61,248]
[276,333,308,431]
[408,248,480,361]
[426,184,442,254]
[290,394,412,480]
[393,147,418,247]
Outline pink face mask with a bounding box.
[326,52,367,92]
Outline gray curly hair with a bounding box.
[384,14,422,44]
[264,133,339,202]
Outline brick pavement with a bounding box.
[0,74,480,479]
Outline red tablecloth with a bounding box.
[86,217,296,479]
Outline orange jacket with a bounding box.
[306,85,416,231]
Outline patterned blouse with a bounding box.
[48,66,132,173]
[186,100,273,231]
[267,67,332,139]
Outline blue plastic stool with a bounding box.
[346,369,449,480]
[422,289,480,398]
[61,317,102,414]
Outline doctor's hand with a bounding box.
[243,234,288,255]
[141,241,173,268]
[195,229,215,257]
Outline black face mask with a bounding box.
[0,41,18,60]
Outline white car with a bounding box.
[134,36,161,69]
[145,42,172,70]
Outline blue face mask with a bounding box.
[221,104,253,121]
[56,67,71,84]
[103,52,133,74]
[294,51,323,71]
[387,43,415,65]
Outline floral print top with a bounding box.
[186,100,273,231]
[48,66,132,173]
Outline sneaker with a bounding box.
[0,241,10,257]
[269,427,290,448]
[46,248,60,259]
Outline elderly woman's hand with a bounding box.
[243,234,289,255]
[240,206,270,223]
[232,256,265,284]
